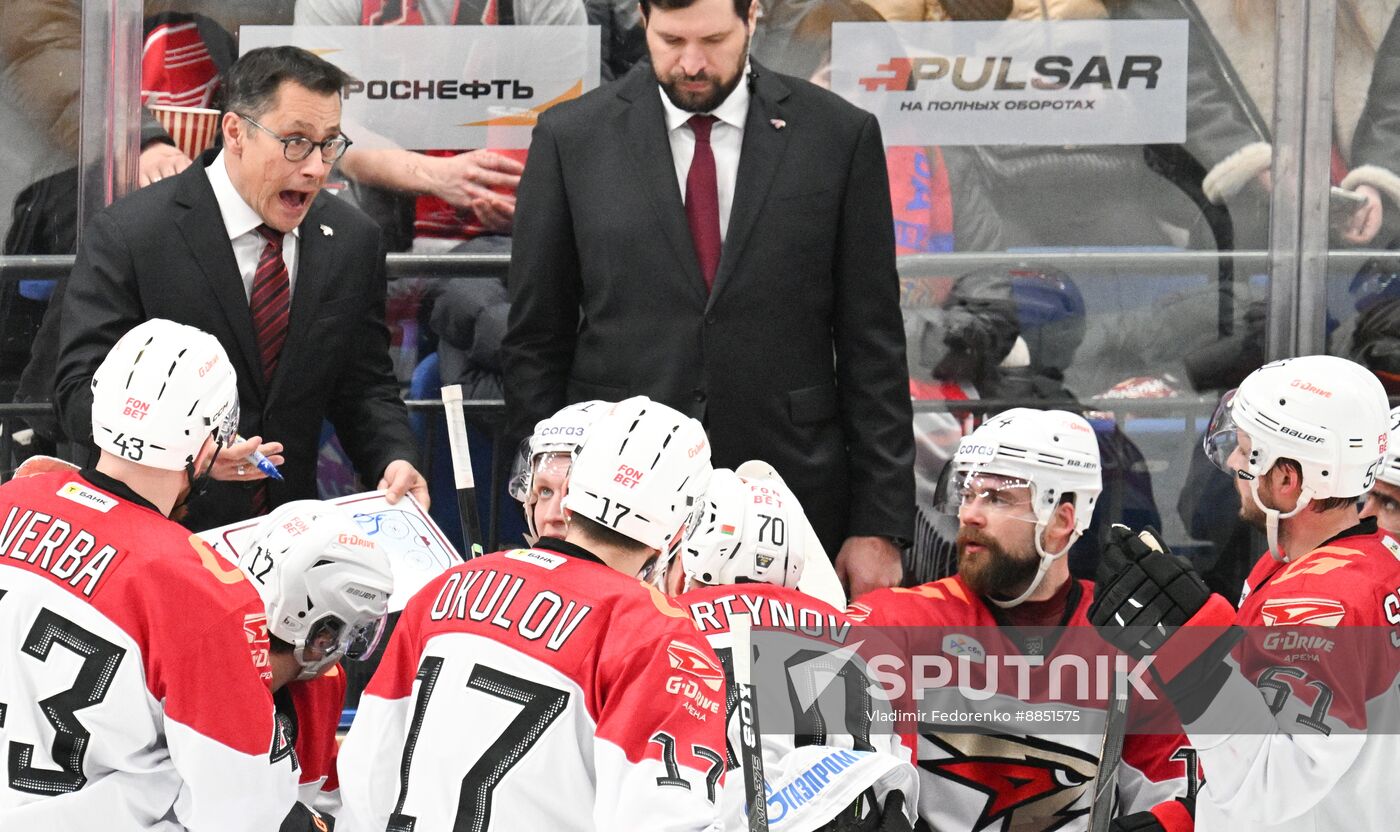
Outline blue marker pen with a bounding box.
[235,436,284,481]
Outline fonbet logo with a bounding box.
[1259,597,1347,627]
[665,639,724,717]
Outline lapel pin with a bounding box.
[321,224,334,237]
[770,118,786,131]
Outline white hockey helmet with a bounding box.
[240,500,395,680]
[1205,356,1389,560]
[562,396,712,553]
[509,400,612,542]
[1373,406,1400,488]
[681,467,819,588]
[90,319,239,472]
[939,408,1102,607]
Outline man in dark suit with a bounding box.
[53,46,425,530]
[502,0,913,596]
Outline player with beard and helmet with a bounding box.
[236,500,394,832]
[1360,405,1400,535]
[1092,356,1400,832]
[507,399,612,545]
[656,462,919,832]
[0,319,299,830]
[848,409,1199,832]
[337,396,728,831]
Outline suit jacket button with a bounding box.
[705,314,717,325]
[693,390,706,403]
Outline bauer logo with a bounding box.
[666,640,725,692]
[57,483,118,513]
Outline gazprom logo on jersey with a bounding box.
[763,749,864,825]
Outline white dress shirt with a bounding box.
[205,151,299,300]
[659,66,751,243]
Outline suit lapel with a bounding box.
[709,63,791,309]
[618,65,709,305]
[173,158,265,401]
[268,197,335,399]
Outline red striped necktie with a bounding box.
[252,224,291,383]
[249,224,290,516]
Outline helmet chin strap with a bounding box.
[174,435,226,515]
[989,524,1078,609]
[1248,477,1313,563]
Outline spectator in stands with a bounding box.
[52,46,426,529]
[293,0,588,251]
[861,0,1274,252]
[1195,0,1399,246]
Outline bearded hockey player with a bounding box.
[664,462,919,832]
[1360,405,1400,535]
[0,319,297,830]
[236,500,394,830]
[337,396,727,831]
[1091,356,1400,831]
[849,409,1198,832]
[508,399,610,544]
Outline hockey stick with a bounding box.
[1087,666,1129,832]
[440,384,484,558]
[731,613,770,832]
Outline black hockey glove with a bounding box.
[1088,525,1211,657]
[1109,797,1195,832]
[1088,525,1241,723]
[280,802,334,832]
[817,788,914,832]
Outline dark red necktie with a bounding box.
[249,225,290,516]
[684,115,721,292]
[252,224,291,383]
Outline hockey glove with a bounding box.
[1088,525,1241,723]
[279,802,333,832]
[1109,797,1194,832]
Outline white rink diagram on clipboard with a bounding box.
[198,491,463,611]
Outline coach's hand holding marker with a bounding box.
[233,435,284,480]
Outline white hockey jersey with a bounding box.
[1186,520,1400,832]
[337,540,727,831]
[0,470,296,831]
[681,583,919,832]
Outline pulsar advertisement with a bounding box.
[832,20,1188,146]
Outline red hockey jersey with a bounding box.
[849,576,1197,832]
[681,583,918,831]
[280,666,348,815]
[1187,519,1400,831]
[337,540,726,831]
[0,470,296,830]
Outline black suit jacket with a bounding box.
[53,153,419,529]
[503,60,914,552]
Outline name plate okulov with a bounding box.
[831,20,1188,147]
[239,25,600,150]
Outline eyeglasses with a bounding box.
[238,113,353,163]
